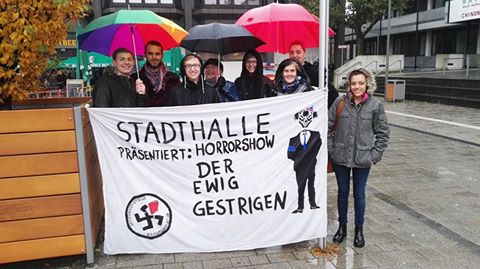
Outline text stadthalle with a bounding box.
[117,113,271,144]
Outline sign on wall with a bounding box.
[88,91,328,254]
[449,0,480,23]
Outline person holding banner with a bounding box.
[166,54,220,106]
[328,67,389,248]
[234,50,273,100]
[273,58,313,96]
[93,48,147,107]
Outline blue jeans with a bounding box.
[333,164,370,225]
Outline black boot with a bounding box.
[354,225,365,248]
[332,223,347,243]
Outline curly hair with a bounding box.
[347,67,377,94]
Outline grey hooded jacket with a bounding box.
[327,70,389,168]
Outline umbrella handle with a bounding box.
[130,24,140,78]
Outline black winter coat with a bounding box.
[165,80,220,106]
[93,72,147,108]
[134,67,180,107]
[303,61,319,87]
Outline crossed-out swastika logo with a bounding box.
[125,193,172,239]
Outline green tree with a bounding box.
[300,0,347,70]
[330,0,413,55]
[0,0,91,104]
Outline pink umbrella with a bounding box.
[236,3,335,54]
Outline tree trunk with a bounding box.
[333,0,346,71]
[355,27,364,56]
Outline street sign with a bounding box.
[338,45,348,49]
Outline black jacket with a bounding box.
[303,61,319,87]
[235,49,274,100]
[134,67,180,107]
[93,72,147,108]
[165,79,220,106]
[234,75,273,100]
[327,83,339,109]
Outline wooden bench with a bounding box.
[0,106,103,264]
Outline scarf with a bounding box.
[282,76,306,94]
[144,63,167,93]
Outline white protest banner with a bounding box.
[88,90,328,254]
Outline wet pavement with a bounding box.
[3,99,480,269]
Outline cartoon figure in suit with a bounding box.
[288,106,322,213]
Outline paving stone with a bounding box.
[415,248,446,261]
[289,259,336,269]
[374,243,397,252]
[202,258,232,269]
[163,263,183,269]
[366,250,427,267]
[247,262,291,269]
[330,253,378,268]
[247,255,269,265]
[416,259,468,269]
[182,261,203,269]
[229,257,250,267]
[215,251,256,259]
[266,253,297,263]
[291,250,315,260]
[116,254,174,268]
[175,253,217,263]
[94,255,117,269]
[130,265,164,269]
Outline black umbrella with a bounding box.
[181,23,265,55]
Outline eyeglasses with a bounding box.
[185,64,201,70]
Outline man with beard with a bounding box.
[135,41,180,107]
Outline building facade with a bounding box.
[344,0,480,69]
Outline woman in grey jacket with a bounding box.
[328,67,389,248]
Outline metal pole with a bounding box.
[341,49,344,66]
[376,17,382,55]
[318,0,329,250]
[414,0,419,69]
[319,0,329,89]
[73,107,95,266]
[384,0,392,98]
[464,21,471,68]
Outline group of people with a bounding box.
[92,40,390,249]
[92,41,339,108]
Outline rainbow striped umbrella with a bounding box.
[77,10,188,57]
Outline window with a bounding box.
[433,0,446,9]
[234,0,246,5]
